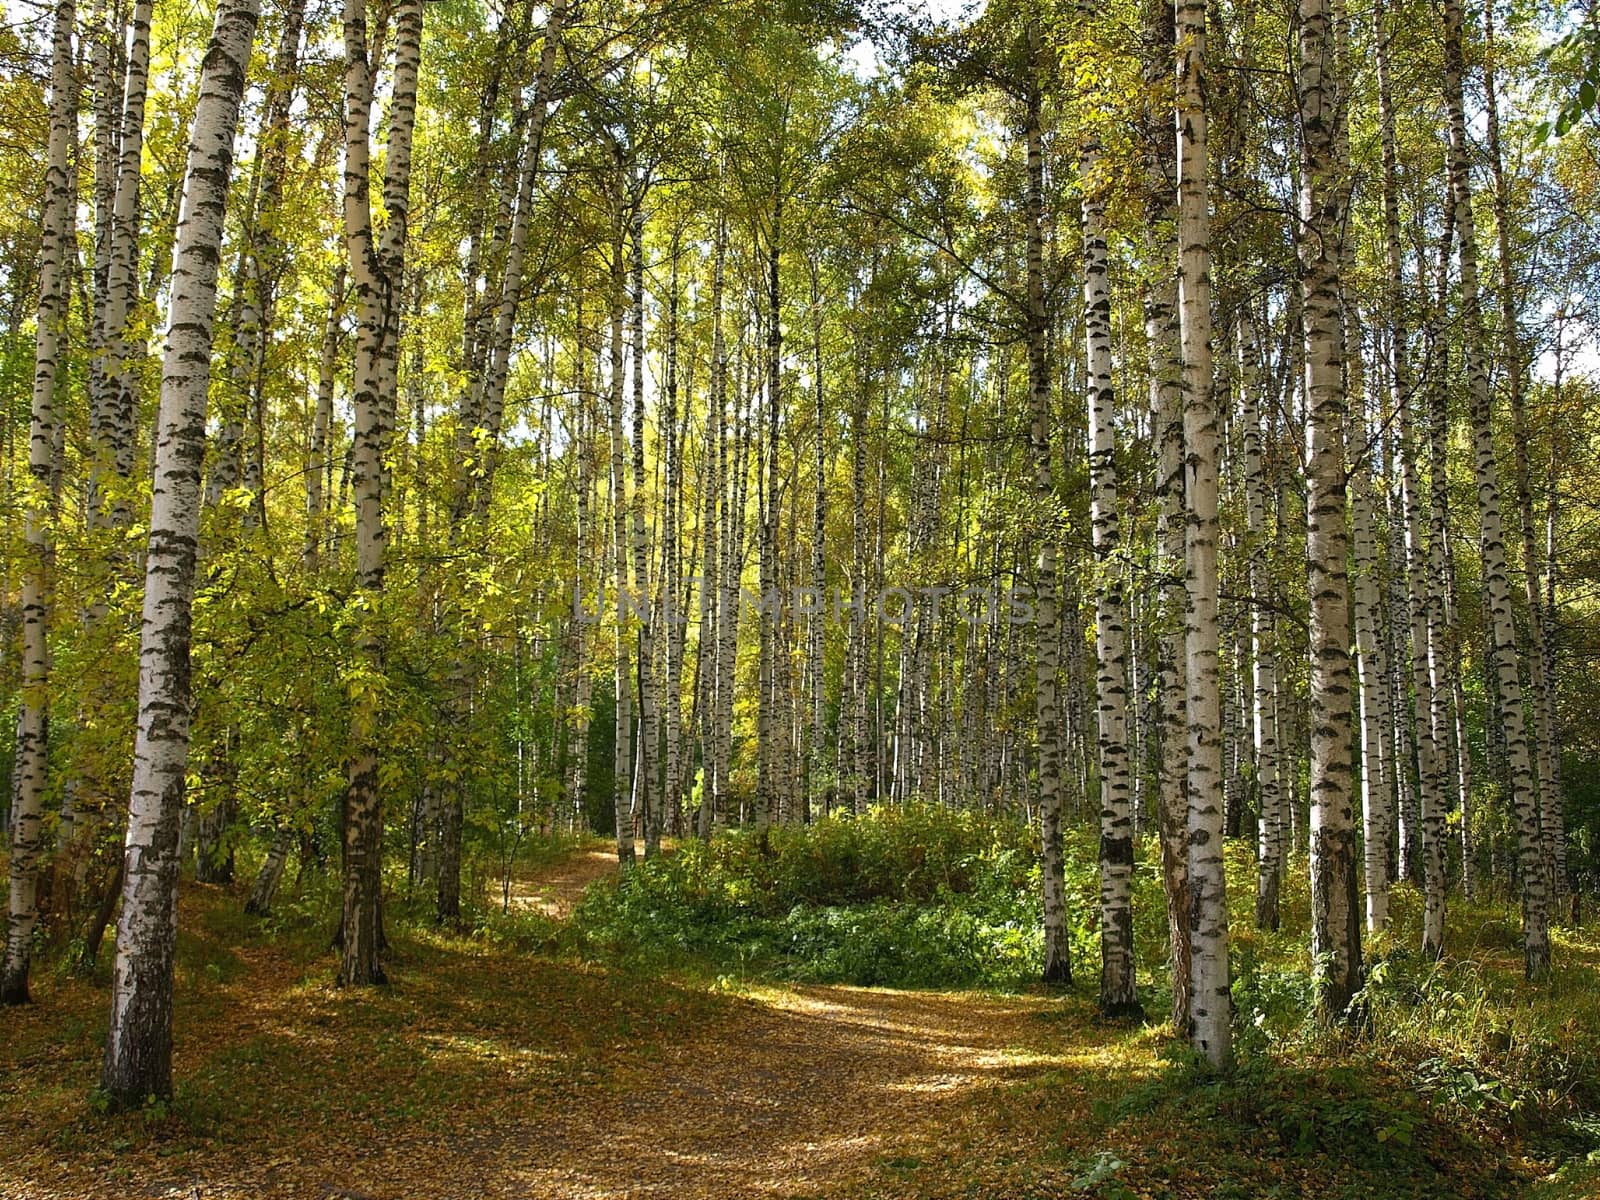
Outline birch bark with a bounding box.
[100,0,259,1096]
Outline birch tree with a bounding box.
[1142,0,1190,1029]
[1026,9,1070,986]
[1177,0,1229,1065]
[337,0,423,983]
[1297,0,1362,1018]
[1079,38,1137,1015]
[2,0,74,1006]
[1442,0,1550,978]
[99,0,259,1099]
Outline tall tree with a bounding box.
[1026,7,1071,986]
[1441,0,1550,978]
[337,0,424,984]
[1297,0,1362,1019]
[2,0,74,1006]
[99,0,260,1099]
[1483,0,1565,906]
[1079,28,1137,1016]
[1142,0,1191,1029]
[1177,0,1229,1066]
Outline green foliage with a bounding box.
[1540,21,1600,140]
[566,806,1052,988]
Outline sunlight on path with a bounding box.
[502,848,620,919]
[478,983,1064,1199]
[5,847,1085,1200]
[461,851,1067,1199]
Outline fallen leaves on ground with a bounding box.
[0,850,1553,1200]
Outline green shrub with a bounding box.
[564,805,1060,988]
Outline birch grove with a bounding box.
[0,0,1594,1114]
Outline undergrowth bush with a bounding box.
[565,806,1056,988]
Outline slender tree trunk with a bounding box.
[808,255,828,817]
[2,0,74,1006]
[1081,109,1138,1015]
[99,0,259,1097]
[96,0,153,536]
[662,236,684,843]
[1349,324,1395,933]
[1298,0,1362,1019]
[568,296,594,832]
[1442,0,1549,977]
[629,194,660,855]
[608,186,635,865]
[1376,0,1439,905]
[1026,14,1069,986]
[1143,0,1190,1030]
[1177,0,1228,1066]
[1239,314,1282,933]
[244,827,292,916]
[1421,216,1456,952]
[848,338,870,816]
[338,0,422,983]
[1483,0,1564,908]
[304,264,343,570]
[699,215,729,840]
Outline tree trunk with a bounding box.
[2,0,74,1007]
[699,214,729,840]
[95,0,153,536]
[1482,0,1565,909]
[1375,0,1439,907]
[304,264,343,570]
[1349,327,1395,933]
[1177,0,1229,1066]
[1421,216,1457,952]
[1238,314,1282,934]
[100,0,259,1098]
[630,194,660,855]
[568,295,595,832]
[1082,114,1138,1016]
[1442,0,1549,977]
[244,827,293,917]
[1026,15,1070,986]
[1143,0,1190,1030]
[1297,0,1363,1020]
[662,235,684,842]
[608,183,635,866]
[338,0,422,984]
[808,255,828,818]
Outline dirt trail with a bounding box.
[7,848,1087,1200]
[438,848,1068,1198]
[502,846,621,918]
[469,982,1064,1199]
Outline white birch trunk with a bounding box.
[1238,314,1282,933]
[1143,0,1190,1030]
[338,0,422,980]
[1483,0,1565,906]
[608,196,635,865]
[1081,118,1137,1015]
[1442,0,1549,976]
[1422,219,1457,953]
[1298,0,1362,1019]
[2,0,74,1007]
[99,0,258,1097]
[1349,332,1396,933]
[1022,16,1069,985]
[1177,0,1229,1065]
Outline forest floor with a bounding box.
[2,846,1596,1200]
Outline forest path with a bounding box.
[448,845,1085,1199]
[500,844,621,918]
[4,847,1116,1200]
